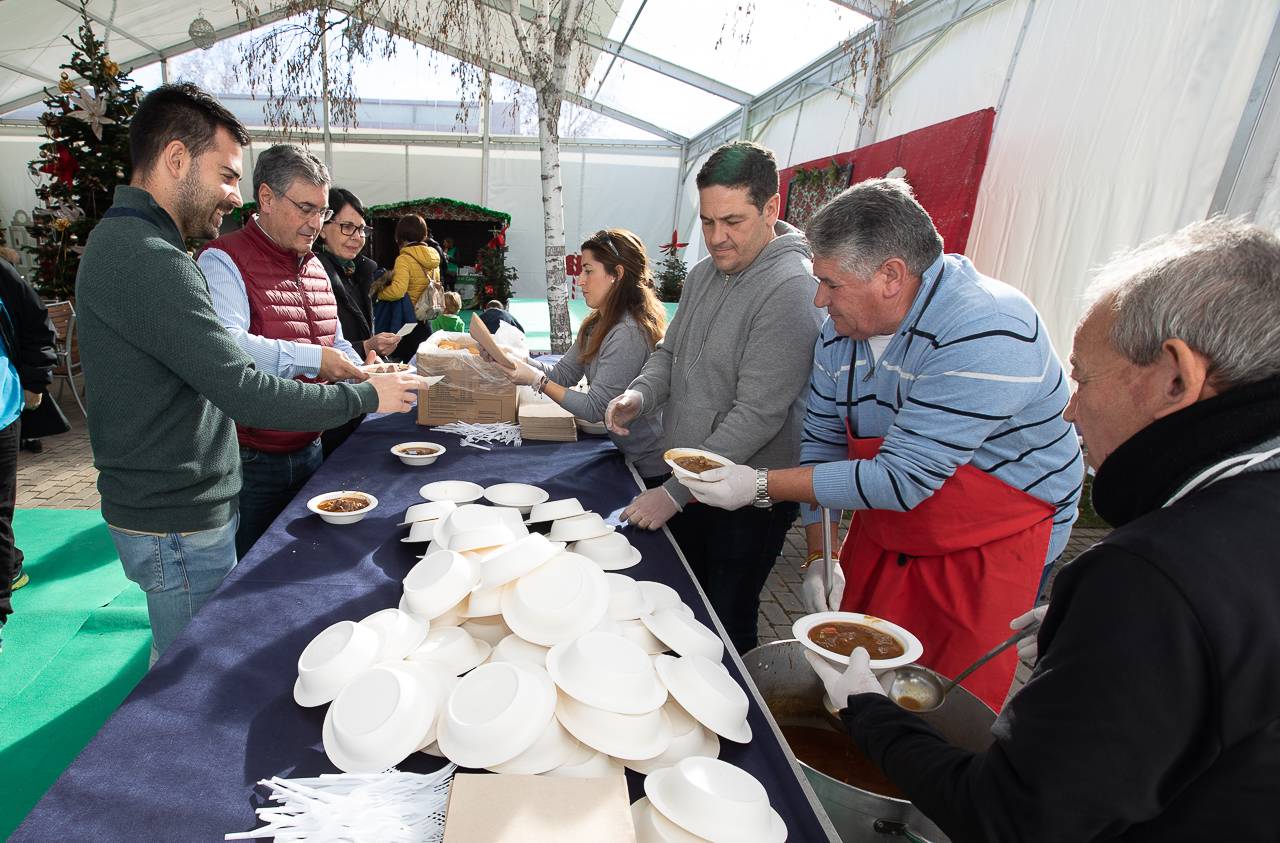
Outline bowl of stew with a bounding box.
[663,448,731,481]
[306,490,379,525]
[792,611,923,670]
[391,441,446,467]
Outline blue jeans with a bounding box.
[236,440,324,558]
[108,513,239,664]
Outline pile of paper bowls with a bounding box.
[293,487,776,837]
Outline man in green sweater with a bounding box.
[76,83,427,662]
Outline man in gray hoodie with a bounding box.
[607,141,822,652]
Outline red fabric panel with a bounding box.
[779,108,995,254]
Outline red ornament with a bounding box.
[565,254,582,276]
[39,145,79,187]
[660,228,688,255]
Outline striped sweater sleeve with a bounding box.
[800,324,850,526]
[811,317,1053,513]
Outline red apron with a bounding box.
[838,427,1052,710]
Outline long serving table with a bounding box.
[14,412,839,841]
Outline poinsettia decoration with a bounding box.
[38,145,80,186]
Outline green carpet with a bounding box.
[0,509,149,839]
[461,298,680,353]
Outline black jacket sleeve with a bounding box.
[841,546,1217,843]
[0,259,57,391]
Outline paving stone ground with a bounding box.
[19,385,1106,699]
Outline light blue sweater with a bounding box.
[801,253,1083,565]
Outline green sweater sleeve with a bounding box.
[98,240,378,429]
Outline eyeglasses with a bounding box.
[281,193,333,222]
[333,221,372,238]
[593,230,621,259]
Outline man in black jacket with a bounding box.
[809,217,1280,842]
[0,256,56,650]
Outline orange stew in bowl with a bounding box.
[809,622,905,659]
[399,447,438,456]
[317,495,369,513]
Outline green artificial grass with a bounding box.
[0,509,150,838]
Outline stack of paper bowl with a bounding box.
[436,661,557,769]
[321,661,452,773]
[570,532,643,571]
[501,552,609,646]
[399,500,457,544]
[644,757,787,843]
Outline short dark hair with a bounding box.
[395,214,427,246]
[327,187,367,220]
[129,83,249,176]
[485,300,505,310]
[695,141,779,211]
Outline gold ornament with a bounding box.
[52,217,71,232]
[103,58,119,78]
[58,73,75,94]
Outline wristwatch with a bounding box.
[753,468,773,509]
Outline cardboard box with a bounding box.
[416,332,518,426]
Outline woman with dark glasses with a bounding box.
[316,187,400,456]
[495,228,669,480]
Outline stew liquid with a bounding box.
[781,724,905,799]
[808,622,905,659]
[317,496,369,513]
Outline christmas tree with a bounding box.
[655,229,689,303]
[26,0,141,300]
[474,225,518,307]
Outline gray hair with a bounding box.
[253,144,330,203]
[805,177,943,276]
[1086,217,1280,389]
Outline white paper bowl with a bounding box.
[321,662,449,773]
[654,654,752,743]
[483,482,551,514]
[632,797,711,843]
[359,607,429,663]
[419,480,484,503]
[555,692,672,761]
[614,616,670,655]
[543,747,624,779]
[501,552,610,646]
[546,631,667,714]
[486,713,580,775]
[294,619,381,707]
[525,497,585,524]
[479,533,565,589]
[401,520,438,544]
[662,448,732,481]
[436,661,557,769]
[628,716,720,775]
[390,441,445,466]
[549,512,616,543]
[398,500,457,526]
[792,610,924,670]
[462,583,508,618]
[401,593,466,628]
[306,490,378,525]
[642,608,724,661]
[403,550,479,619]
[645,757,785,843]
[604,573,653,620]
[406,625,491,675]
[459,614,513,647]
[444,525,520,553]
[637,581,693,616]
[490,633,551,666]
[570,532,642,571]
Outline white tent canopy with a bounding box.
[2,0,1279,359]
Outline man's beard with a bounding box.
[174,169,226,241]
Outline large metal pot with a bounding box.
[744,641,996,843]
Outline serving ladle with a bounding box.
[886,616,1043,713]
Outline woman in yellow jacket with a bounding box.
[381,214,444,362]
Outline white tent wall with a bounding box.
[0,132,41,229]
[487,145,680,298]
[674,0,1280,361]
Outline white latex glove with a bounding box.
[496,358,542,386]
[605,389,644,435]
[678,464,756,510]
[622,486,681,530]
[801,562,847,613]
[805,648,886,710]
[1010,603,1048,663]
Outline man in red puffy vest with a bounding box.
[200,144,370,558]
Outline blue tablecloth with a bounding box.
[15,413,834,841]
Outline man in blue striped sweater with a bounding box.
[682,178,1082,708]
